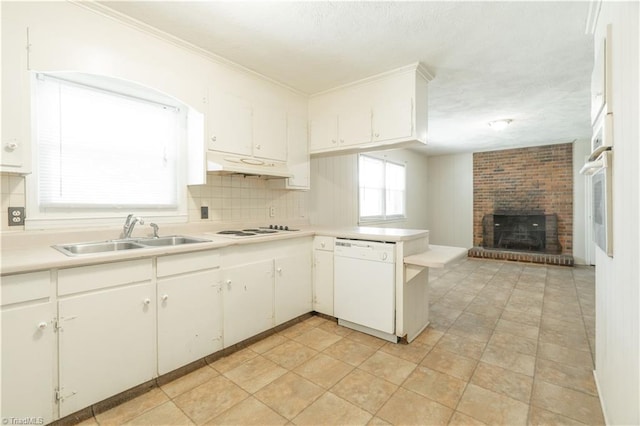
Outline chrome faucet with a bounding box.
[122,214,144,239]
[150,223,160,239]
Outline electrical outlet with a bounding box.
[200,206,209,219]
[8,207,25,226]
[269,206,276,218]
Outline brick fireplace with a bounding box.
[469,143,574,265]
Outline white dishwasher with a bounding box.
[333,238,397,342]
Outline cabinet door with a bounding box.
[309,114,338,152]
[253,105,287,161]
[222,259,274,347]
[1,302,56,424]
[372,97,413,142]
[286,114,310,189]
[1,20,30,172]
[58,282,155,417]
[275,253,312,325]
[158,270,223,375]
[208,91,253,156]
[338,109,372,146]
[313,250,334,316]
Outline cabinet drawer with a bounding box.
[157,250,220,277]
[313,236,335,251]
[1,271,50,306]
[58,259,152,296]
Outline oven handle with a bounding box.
[580,150,611,176]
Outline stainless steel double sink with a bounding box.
[53,236,211,256]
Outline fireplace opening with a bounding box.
[494,214,545,252]
[482,212,561,254]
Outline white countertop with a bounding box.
[1,225,429,275]
[404,245,469,268]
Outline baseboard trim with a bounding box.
[593,369,610,425]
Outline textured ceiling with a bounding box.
[96,1,593,156]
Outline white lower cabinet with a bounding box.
[57,261,155,417]
[222,259,275,347]
[275,253,312,325]
[1,275,56,424]
[313,236,335,316]
[157,250,223,375]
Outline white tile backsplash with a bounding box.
[187,174,309,224]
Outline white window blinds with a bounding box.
[36,74,181,209]
[358,154,406,221]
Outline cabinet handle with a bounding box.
[143,298,151,305]
[340,139,344,144]
[226,279,232,289]
[161,294,169,301]
[37,321,47,330]
[331,139,337,144]
[211,136,217,142]
[374,132,380,138]
[320,242,326,248]
[277,267,283,275]
[255,144,261,150]
[5,141,18,151]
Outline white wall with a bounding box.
[309,149,429,229]
[426,153,473,248]
[592,3,640,425]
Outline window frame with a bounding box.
[357,153,407,224]
[25,72,189,230]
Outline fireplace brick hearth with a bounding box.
[471,143,573,264]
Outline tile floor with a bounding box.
[77,258,603,425]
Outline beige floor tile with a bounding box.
[377,387,453,426]
[457,383,529,425]
[527,406,589,426]
[379,340,431,363]
[448,411,488,426]
[412,326,444,347]
[302,315,328,327]
[293,327,343,351]
[206,396,287,426]
[264,340,318,370]
[488,330,538,356]
[499,309,541,327]
[75,416,99,426]
[535,358,598,396]
[96,388,169,425]
[173,375,249,424]
[292,392,372,425]
[161,366,219,398]
[481,345,535,376]
[210,347,258,373]
[421,348,478,381]
[223,355,287,393]
[249,333,290,354]
[539,328,590,352]
[448,320,494,344]
[323,337,377,366]
[293,353,354,389]
[537,342,593,369]
[464,302,504,322]
[358,351,417,385]
[254,372,324,419]
[402,365,467,409]
[455,311,500,330]
[346,330,388,349]
[434,332,486,359]
[279,321,317,339]
[470,361,533,403]
[367,417,392,425]
[122,401,194,426]
[531,380,604,425]
[541,316,588,335]
[318,319,354,337]
[331,368,398,413]
[495,318,540,340]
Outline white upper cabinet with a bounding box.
[309,63,432,156]
[286,113,310,189]
[207,90,288,162]
[208,91,253,157]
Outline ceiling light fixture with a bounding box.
[488,119,513,131]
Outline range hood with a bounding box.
[206,151,292,178]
